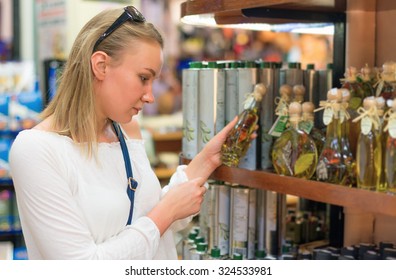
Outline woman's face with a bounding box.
[95,40,163,124]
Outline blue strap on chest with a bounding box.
[112,121,138,225]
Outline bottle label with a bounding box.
[316,160,328,180]
[269,115,289,137]
[323,107,333,125]
[299,121,314,134]
[389,119,396,138]
[361,116,373,135]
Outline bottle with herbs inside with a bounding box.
[315,88,346,184]
[383,99,396,194]
[341,66,366,114]
[271,101,318,179]
[353,96,382,191]
[375,61,396,102]
[299,101,325,157]
[221,83,267,167]
[269,84,293,138]
[339,88,357,187]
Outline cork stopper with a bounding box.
[327,88,342,102]
[363,96,376,110]
[293,84,306,102]
[302,101,315,114]
[361,64,372,81]
[279,84,293,101]
[344,66,357,81]
[289,101,302,117]
[252,83,267,102]
[382,61,396,82]
[340,88,351,102]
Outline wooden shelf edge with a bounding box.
[180,156,396,217]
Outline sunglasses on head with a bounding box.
[92,6,146,53]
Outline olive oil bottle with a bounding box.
[271,101,318,179]
[384,99,396,194]
[316,88,345,184]
[221,83,267,167]
[354,97,382,191]
[339,88,356,187]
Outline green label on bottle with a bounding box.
[269,115,289,137]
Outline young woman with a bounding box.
[9,6,241,259]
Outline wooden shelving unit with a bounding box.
[181,157,396,217]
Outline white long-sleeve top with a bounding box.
[9,129,191,260]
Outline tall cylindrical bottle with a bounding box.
[182,61,201,159]
[198,61,225,152]
[258,62,275,170]
[237,61,259,170]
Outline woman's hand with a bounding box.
[147,177,207,235]
[185,116,258,181]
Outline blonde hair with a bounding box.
[41,8,163,156]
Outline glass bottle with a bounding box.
[222,83,267,167]
[299,101,326,157]
[341,66,366,114]
[376,97,388,192]
[339,89,356,187]
[376,61,396,102]
[354,97,382,191]
[316,89,345,184]
[358,64,376,98]
[272,101,318,179]
[384,99,396,194]
[293,84,305,103]
[269,84,293,138]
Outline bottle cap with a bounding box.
[210,247,221,258]
[344,66,358,80]
[232,253,243,260]
[327,88,342,102]
[260,61,271,69]
[289,101,302,117]
[207,61,217,68]
[252,83,267,101]
[189,61,203,68]
[363,96,376,109]
[306,63,315,70]
[188,230,198,240]
[293,84,306,100]
[255,250,266,259]
[279,84,293,100]
[302,102,315,113]
[194,235,205,244]
[196,242,208,252]
[340,88,351,102]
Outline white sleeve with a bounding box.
[9,133,160,260]
[161,165,208,232]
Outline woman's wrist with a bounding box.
[185,151,220,180]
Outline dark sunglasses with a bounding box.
[92,6,146,52]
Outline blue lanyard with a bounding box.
[112,121,138,225]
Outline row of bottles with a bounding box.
[182,59,333,171]
[181,181,328,260]
[215,59,396,193]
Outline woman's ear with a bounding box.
[91,51,108,80]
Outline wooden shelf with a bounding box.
[181,0,346,25]
[181,157,396,217]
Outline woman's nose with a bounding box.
[142,91,155,104]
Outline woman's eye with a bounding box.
[140,76,149,82]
